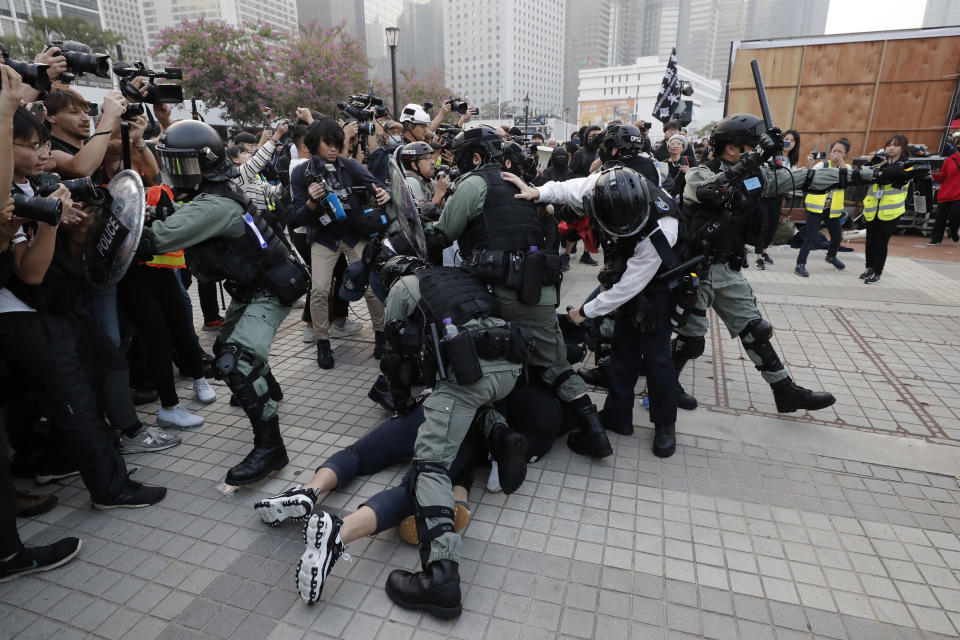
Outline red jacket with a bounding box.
[934,152,960,203]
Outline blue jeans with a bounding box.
[87,284,121,347]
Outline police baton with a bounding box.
[750,59,782,168]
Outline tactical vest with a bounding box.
[415,266,499,329]
[185,195,309,306]
[805,162,849,219]
[458,165,545,257]
[684,158,764,261]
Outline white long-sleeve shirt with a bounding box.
[233,139,284,213]
[535,173,679,319]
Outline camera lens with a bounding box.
[13,193,62,226]
[122,103,146,120]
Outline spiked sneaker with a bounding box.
[771,377,836,413]
[296,511,347,605]
[255,485,318,526]
[385,560,462,619]
[225,416,288,486]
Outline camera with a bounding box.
[35,173,106,204]
[48,40,111,80]
[0,43,51,92]
[435,164,461,181]
[122,102,145,120]
[345,117,376,137]
[434,125,462,149]
[13,193,62,226]
[336,93,389,122]
[113,45,183,105]
[446,98,478,116]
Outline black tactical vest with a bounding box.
[415,266,499,328]
[458,165,545,257]
[185,195,308,305]
[684,158,764,259]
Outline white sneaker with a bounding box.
[297,511,348,605]
[157,404,204,429]
[193,378,216,404]
[329,319,362,338]
[303,326,317,343]
[487,461,502,493]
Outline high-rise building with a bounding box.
[397,0,444,76]
[100,0,153,67]
[142,0,299,62]
[296,0,366,44]
[444,0,566,115]
[747,0,828,40]
[364,0,404,80]
[924,0,960,27]
[0,0,105,40]
[562,0,642,114]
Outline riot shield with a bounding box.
[384,157,428,259]
[84,169,146,288]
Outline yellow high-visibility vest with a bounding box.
[862,164,908,222]
[144,249,186,269]
[805,162,849,219]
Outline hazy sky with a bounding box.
[825,0,928,34]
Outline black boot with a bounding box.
[225,416,289,486]
[770,377,836,413]
[578,365,609,388]
[652,423,676,458]
[675,381,698,410]
[385,560,462,619]
[367,374,395,412]
[579,252,598,265]
[373,331,386,360]
[265,371,283,401]
[671,338,699,410]
[487,422,527,495]
[565,396,613,458]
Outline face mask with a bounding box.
[783,139,792,149]
[387,134,402,145]
[553,158,568,170]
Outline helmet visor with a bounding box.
[158,149,202,189]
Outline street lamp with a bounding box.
[523,93,530,135]
[563,106,570,140]
[385,27,400,119]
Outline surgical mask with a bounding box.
[387,134,402,145]
[783,139,793,149]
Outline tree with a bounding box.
[2,15,123,61]
[373,69,453,121]
[272,21,368,118]
[153,18,282,127]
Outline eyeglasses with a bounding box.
[14,141,53,153]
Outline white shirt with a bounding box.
[0,223,36,314]
[535,173,679,319]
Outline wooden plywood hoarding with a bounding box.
[726,28,960,163]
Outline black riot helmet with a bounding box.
[452,124,503,174]
[501,141,538,180]
[604,123,646,158]
[379,254,424,294]
[709,113,765,155]
[584,165,651,238]
[156,120,232,189]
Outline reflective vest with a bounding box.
[805,162,849,219]
[862,165,908,222]
[143,185,186,269]
[256,173,277,212]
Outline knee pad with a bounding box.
[550,368,578,394]
[739,318,773,344]
[214,342,255,380]
[407,461,455,567]
[673,335,705,359]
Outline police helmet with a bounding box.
[585,165,651,238]
[156,120,231,189]
[399,103,431,126]
[379,254,424,294]
[604,123,645,156]
[709,113,765,154]
[452,124,503,174]
[501,141,538,180]
[399,141,434,169]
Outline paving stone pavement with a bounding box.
[5,248,960,640]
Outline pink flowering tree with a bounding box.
[152,18,282,126]
[273,21,369,118]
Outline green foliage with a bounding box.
[1,15,123,60]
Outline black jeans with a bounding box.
[0,312,128,502]
[864,217,898,274]
[600,287,677,428]
[320,405,475,534]
[290,230,312,324]
[755,197,782,255]
[1,442,22,558]
[197,280,221,323]
[797,211,843,265]
[119,265,205,407]
[930,200,960,243]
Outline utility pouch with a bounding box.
[470,249,507,283]
[473,327,511,360]
[542,253,564,285]
[507,323,535,364]
[442,331,483,385]
[261,257,310,306]
[519,252,543,305]
[506,251,525,292]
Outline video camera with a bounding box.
[446,98,478,116]
[47,40,111,81]
[434,125,462,149]
[113,45,183,105]
[13,193,61,226]
[35,173,106,205]
[0,43,51,92]
[337,93,389,123]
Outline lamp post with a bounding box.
[523,93,530,136]
[385,27,400,119]
[563,106,570,140]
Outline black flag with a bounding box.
[652,47,681,124]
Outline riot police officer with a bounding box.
[506,165,682,457]
[425,124,613,459]
[675,113,915,413]
[375,253,530,618]
[596,123,660,185]
[138,120,310,486]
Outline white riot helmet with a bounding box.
[399,103,431,126]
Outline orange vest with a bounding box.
[142,185,186,269]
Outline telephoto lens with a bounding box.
[52,41,111,78]
[13,193,63,226]
[122,103,146,120]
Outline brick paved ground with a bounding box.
[4,246,960,640]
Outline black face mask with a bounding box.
[552,157,568,171]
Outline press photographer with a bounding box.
[400,141,449,221]
[367,102,431,182]
[289,119,391,370]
